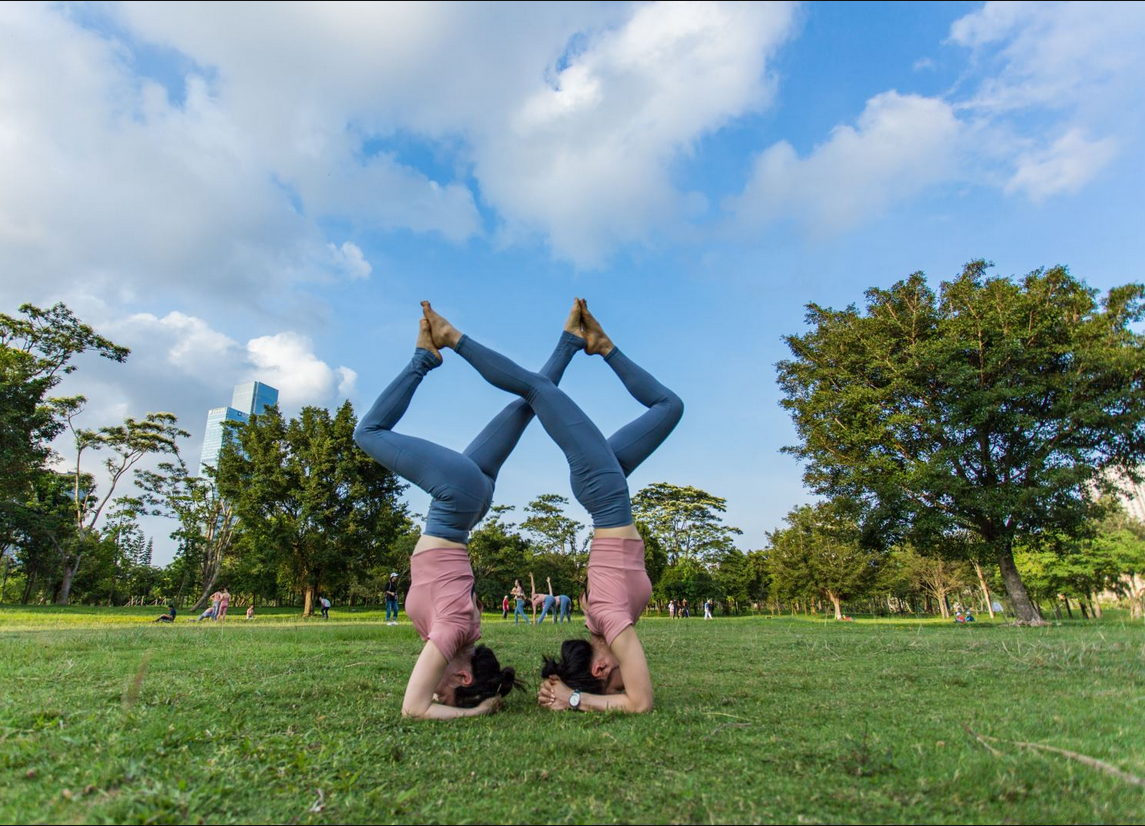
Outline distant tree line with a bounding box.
[3,263,1144,624]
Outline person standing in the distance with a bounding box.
[385,573,401,626]
[246,604,255,620]
[681,597,689,619]
[668,599,675,619]
[502,594,510,620]
[319,595,331,619]
[704,598,713,620]
[217,588,231,623]
[511,579,530,625]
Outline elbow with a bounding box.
[401,704,426,720]
[352,423,370,448]
[629,696,654,714]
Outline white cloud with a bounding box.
[728,1,1145,233]
[949,1,1145,115]
[243,332,358,408]
[478,1,800,264]
[0,0,802,279]
[328,242,373,281]
[1005,128,1118,202]
[336,366,358,397]
[729,92,962,232]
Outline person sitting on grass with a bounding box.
[153,604,177,623]
[196,591,221,622]
[246,605,255,620]
[353,303,587,719]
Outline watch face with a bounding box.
[569,691,580,708]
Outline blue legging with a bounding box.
[537,595,557,623]
[514,598,530,624]
[354,332,585,543]
[558,595,572,622]
[454,336,682,527]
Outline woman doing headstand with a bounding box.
[353,305,585,719]
[421,299,682,714]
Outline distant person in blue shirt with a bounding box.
[153,604,177,623]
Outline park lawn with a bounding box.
[0,609,1142,824]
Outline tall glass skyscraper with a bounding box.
[198,381,279,476]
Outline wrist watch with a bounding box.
[568,690,582,711]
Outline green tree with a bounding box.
[632,483,743,563]
[768,502,880,620]
[521,493,588,556]
[57,409,187,603]
[1,303,128,594]
[217,402,407,615]
[777,261,1145,624]
[137,459,238,611]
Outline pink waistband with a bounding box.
[588,537,646,571]
[411,547,473,579]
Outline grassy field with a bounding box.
[1,606,1143,824]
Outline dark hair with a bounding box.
[540,638,606,694]
[453,645,522,708]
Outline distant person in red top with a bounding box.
[502,595,510,620]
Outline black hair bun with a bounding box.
[500,667,519,696]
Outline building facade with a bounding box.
[198,381,279,476]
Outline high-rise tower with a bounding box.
[198,381,279,476]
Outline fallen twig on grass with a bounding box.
[965,727,1145,788]
[962,724,1003,758]
[121,650,151,712]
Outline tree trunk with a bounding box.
[1089,591,1103,619]
[996,541,1043,625]
[303,585,315,617]
[56,556,80,605]
[191,567,221,612]
[1079,600,1089,619]
[972,561,995,619]
[827,591,843,620]
[0,555,9,603]
[1064,598,1073,619]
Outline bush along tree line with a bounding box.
[3,262,1144,622]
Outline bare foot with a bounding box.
[421,301,462,349]
[578,299,614,356]
[565,299,585,339]
[416,318,441,362]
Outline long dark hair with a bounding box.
[540,638,606,694]
[453,645,523,708]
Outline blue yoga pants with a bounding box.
[354,332,585,543]
[454,336,682,528]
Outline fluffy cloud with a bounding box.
[328,242,373,281]
[729,92,962,232]
[1,1,801,293]
[1006,129,1119,202]
[477,1,800,263]
[949,1,1145,115]
[245,332,351,408]
[99,311,354,412]
[728,1,1143,234]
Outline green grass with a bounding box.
[1,607,1143,824]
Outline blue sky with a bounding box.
[2,2,1143,563]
